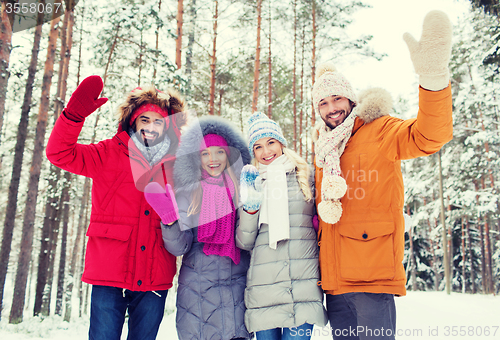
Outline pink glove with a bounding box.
[144,182,180,225]
[313,215,319,232]
[64,75,108,122]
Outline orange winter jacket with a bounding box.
[314,86,453,296]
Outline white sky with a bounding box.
[341,0,471,101]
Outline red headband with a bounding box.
[130,103,170,127]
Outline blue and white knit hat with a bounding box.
[247,112,287,156]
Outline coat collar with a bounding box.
[312,87,393,144]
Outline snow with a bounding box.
[1,291,498,339]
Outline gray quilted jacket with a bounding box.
[235,170,328,333]
[162,191,251,340]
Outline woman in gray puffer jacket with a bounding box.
[236,112,327,339]
[146,116,252,340]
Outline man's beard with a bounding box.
[322,110,347,130]
[139,129,163,147]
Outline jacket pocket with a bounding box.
[84,223,133,282]
[338,221,395,282]
[150,228,176,285]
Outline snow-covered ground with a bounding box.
[0,291,498,339]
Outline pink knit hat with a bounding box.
[200,134,230,156]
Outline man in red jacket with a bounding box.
[46,76,187,340]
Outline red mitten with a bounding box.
[144,182,180,225]
[64,75,108,122]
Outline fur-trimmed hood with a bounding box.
[174,116,251,192]
[313,87,393,143]
[116,85,187,133]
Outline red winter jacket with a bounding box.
[46,113,181,291]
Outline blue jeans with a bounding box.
[326,293,396,340]
[89,285,168,340]
[256,323,314,340]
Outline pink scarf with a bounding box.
[198,170,240,264]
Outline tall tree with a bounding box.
[251,0,262,113]
[266,0,272,118]
[209,0,218,115]
[9,1,61,323]
[0,1,45,321]
[0,0,15,146]
[176,0,183,70]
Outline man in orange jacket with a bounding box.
[313,11,453,340]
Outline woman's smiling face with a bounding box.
[200,146,228,177]
[253,137,283,165]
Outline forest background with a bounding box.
[0,0,499,327]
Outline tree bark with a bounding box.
[461,216,466,293]
[267,0,271,118]
[55,171,72,316]
[0,0,15,146]
[209,0,218,115]
[185,0,196,92]
[0,2,44,321]
[408,206,417,290]
[251,0,262,113]
[310,0,316,163]
[153,0,162,82]
[467,217,476,293]
[9,3,61,323]
[299,26,305,157]
[292,0,297,151]
[176,0,183,70]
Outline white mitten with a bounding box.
[403,10,452,91]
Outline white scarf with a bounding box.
[257,154,296,249]
[315,109,357,177]
[315,110,357,224]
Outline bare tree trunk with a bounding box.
[9,3,61,324]
[0,3,44,321]
[55,172,71,316]
[292,0,297,151]
[138,30,143,86]
[209,0,218,115]
[185,0,196,92]
[176,0,183,70]
[467,217,476,293]
[299,26,305,157]
[407,206,417,290]
[480,177,493,293]
[78,189,90,317]
[461,216,467,293]
[0,0,15,146]
[310,0,316,163]
[267,0,272,118]
[153,0,162,82]
[437,150,450,295]
[251,0,262,113]
[425,197,440,291]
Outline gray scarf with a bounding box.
[128,127,171,166]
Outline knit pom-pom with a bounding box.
[316,62,337,80]
[322,175,347,200]
[318,200,342,224]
